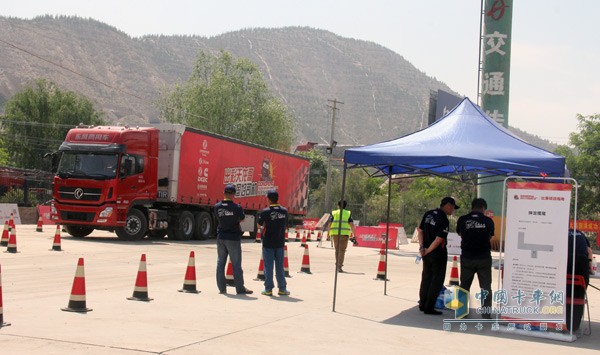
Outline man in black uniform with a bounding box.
[418,196,459,315]
[257,189,290,296]
[566,228,593,331]
[215,184,253,295]
[456,198,494,319]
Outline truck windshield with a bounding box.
[57,152,119,180]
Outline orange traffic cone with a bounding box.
[62,258,92,312]
[316,231,322,242]
[283,245,291,277]
[307,230,313,242]
[225,260,235,287]
[127,254,153,301]
[449,256,460,286]
[255,228,262,243]
[254,254,265,281]
[0,222,8,247]
[0,264,11,327]
[8,213,14,231]
[5,227,17,254]
[374,249,388,281]
[36,216,43,232]
[299,244,312,274]
[295,230,301,242]
[285,228,289,243]
[179,251,200,293]
[379,239,386,254]
[300,233,307,247]
[51,225,62,251]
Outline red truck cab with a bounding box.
[51,126,158,238]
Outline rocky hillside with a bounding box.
[0,15,556,150]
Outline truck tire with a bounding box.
[65,225,94,238]
[194,211,214,240]
[116,209,147,241]
[168,211,195,241]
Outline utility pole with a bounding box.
[324,98,343,214]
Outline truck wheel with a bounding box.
[168,211,195,241]
[194,211,214,240]
[147,230,167,239]
[116,209,148,241]
[65,225,94,238]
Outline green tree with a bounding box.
[160,50,294,150]
[297,148,327,190]
[556,114,600,218]
[0,79,104,170]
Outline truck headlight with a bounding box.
[99,207,114,218]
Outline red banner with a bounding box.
[37,205,53,225]
[302,218,319,231]
[354,226,397,249]
[569,219,600,246]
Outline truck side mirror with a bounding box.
[44,151,60,173]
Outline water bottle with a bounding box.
[415,255,422,264]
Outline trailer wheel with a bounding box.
[194,211,214,240]
[65,225,94,238]
[168,211,195,241]
[116,209,147,241]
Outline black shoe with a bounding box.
[337,268,344,273]
[219,289,226,294]
[424,309,443,315]
[419,306,424,311]
[237,288,253,295]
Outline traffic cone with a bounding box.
[295,230,301,242]
[8,213,14,231]
[178,251,200,293]
[0,264,11,327]
[127,254,153,301]
[51,225,62,251]
[449,256,460,286]
[225,260,235,287]
[255,228,262,243]
[5,227,17,254]
[36,216,43,232]
[254,254,265,281]
[307,230,313,242]
[285,228,289,243]
[61,258,92,312]
[0,222,8,247]
[300,233,307,247]
[316,231,322,242]
[283,245,291,277]
[374,249,388,281]
[299,244,312,274]
[379,239,386,254]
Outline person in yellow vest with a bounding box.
[326,200,357,273]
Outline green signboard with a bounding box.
[479,0,513,215]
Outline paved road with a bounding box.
[0,225,598,354]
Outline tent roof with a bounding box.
[344,98,566,179]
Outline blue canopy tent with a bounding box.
[330,97,566,311]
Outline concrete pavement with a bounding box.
[0,225,598,354]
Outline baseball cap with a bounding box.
[224,184,236,194]
[266,189,279,198]
[440,196,460,209]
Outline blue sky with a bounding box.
[2,0,598,145]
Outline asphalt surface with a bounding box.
[0,225,599,354]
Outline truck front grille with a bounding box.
[58,187,103,201]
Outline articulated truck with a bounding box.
[49,124,309,241]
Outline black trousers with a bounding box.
[460,257,493,312]
[419,253,447,311]
[566,255,589,331]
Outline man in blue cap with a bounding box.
[215,184,253,295]
[257,189,290,296]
